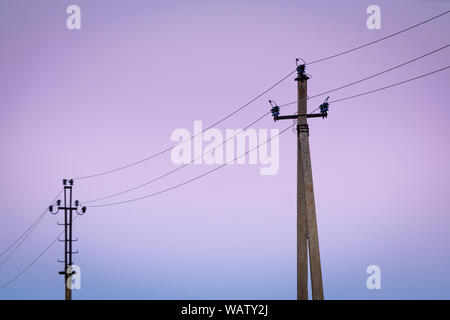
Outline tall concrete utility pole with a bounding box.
[49,179,86,300]
[296,65,324,300]
[296,73,309,300]
[269,60,328,300]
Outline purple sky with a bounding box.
[0,0,449,299]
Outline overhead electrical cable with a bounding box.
[0,190,62,264]
[280,44,449,107]
[73,70,297,181]
[308,65,449,114]
[83,49,449,205]
[306,10,449,65]
[87,66,449,209]
[72,11,449,181]
[0,215,79,290]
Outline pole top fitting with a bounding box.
[295,58,306,66]
[295,58,309,82]
[63,179,74,186]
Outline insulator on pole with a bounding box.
[319,96,330,118]
[269,100,280,121]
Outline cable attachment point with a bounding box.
[75,200,84,215]
[295,57,306,66]
[62,179,74,186]
[319,96,330,119]
[49,199,62,215]
[295,59,309,82]
[269,100,280,122]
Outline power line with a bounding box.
[3,10,447,294]
[0,124,292,289]
[3,67,448,291]
[306,10,449,65]
[308,65,449,114]
[0,215,79,291]
[80,59,363,204]
[87,66,449,209]
[0,212,46,267]
[72,10,449,182]
[83,111,271,204]
[280,44,449,107]
[0,190,62,261]
[0,210,46,259]
[329,66,449,104]
[83,51,449,205]
[73,70,297,181]
[87,125,293,208]
[0,235,59,290]
[73,71,333,203]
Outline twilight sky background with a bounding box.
[0,0,449,299]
